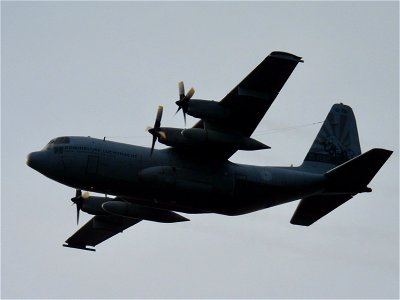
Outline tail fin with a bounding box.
[300,103,361,173]
[291,148,392,226]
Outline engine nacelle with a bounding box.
[157,127,190,148]
[81,196,111,215]
[157,127,269,151]
[102,201,189,223]
[186,99,230,120]
[181,128,270,150]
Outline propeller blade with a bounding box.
[71,189,81,204]
[154,105,163,129]
[175,83,195,126]
[178,81,185,100]
[150,135,157,156]
[71,189,87,225]
[148,106,164,156]
[186,87,195,100]
[175,106,181,116]
[76,203,80,225]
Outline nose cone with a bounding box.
[26,151,40,170]
[26,150,65,180]
[26,151,52,174]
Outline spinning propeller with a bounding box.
[146,106,166,156]
[175,81,195,125]
[71,189,89,225]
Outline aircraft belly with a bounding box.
[205,166,326,215]
[64,148,325,217]
[121,164,324,216]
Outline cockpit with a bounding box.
[43,136,71,150]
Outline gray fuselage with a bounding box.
[27,136,326,216]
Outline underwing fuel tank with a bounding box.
[102,201,189,223]
[181,128,270,150]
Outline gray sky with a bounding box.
[2,1,399,298]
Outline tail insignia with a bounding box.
[304,104,361,166]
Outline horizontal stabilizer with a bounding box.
[292,148,392,226]
[290,195,353,226]
[325,148,393,193]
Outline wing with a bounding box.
[193,51,303,159]
[63,215,141,251]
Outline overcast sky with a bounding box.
[2,1,399,299]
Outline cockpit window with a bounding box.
[43,137,70,150]
[54,137,70,144]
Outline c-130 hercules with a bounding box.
[27,51,392,251]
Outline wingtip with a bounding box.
[270,51,304,63]
[63,243,96,252]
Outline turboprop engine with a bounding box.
[147,126,270,152]
[70,190,189,224]
[181,128,270,150]
[174,81,231,123]
[185,99,230,120]
[71,190,110,224]
[145,82,270,153]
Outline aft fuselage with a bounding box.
[27,136,325,215]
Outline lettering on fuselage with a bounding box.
[53,145,138,159]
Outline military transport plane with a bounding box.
[27,51,392,251]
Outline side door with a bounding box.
[86,155,99,176]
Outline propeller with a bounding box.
[71,189,89,225]
[146,106,165,156]
[175,81,195,125]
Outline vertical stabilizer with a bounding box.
[300,103,361,173]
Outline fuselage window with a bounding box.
[54,146,64,154]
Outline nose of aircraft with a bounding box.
[26,150,65,179]
[26,151,41,170]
